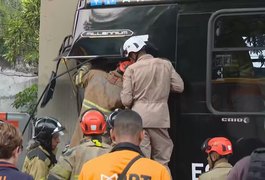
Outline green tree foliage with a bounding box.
[3,0,40,64]
[12,84,38,115]
[0,0,20,55]
[1,0,40,115]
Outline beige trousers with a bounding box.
[140,128,174,170]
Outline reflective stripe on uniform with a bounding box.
[82,99,111,114]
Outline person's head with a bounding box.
[0,121,23,165]
[122,36,147,62]
[110,109,144,145]
[80,109,107,137]
[33,117,65,152]
[201,137,233,169]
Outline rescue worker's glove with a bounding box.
[73,64,92,88]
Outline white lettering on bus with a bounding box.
[191,163,209,180]
[221,117,249,123]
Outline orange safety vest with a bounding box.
[79,143,171,180]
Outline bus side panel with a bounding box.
[172,4,265,179]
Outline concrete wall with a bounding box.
[0,70,37,112]
[38,0,78,148]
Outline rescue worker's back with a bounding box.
[79,150,170,180]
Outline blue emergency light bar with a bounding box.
[80,0,177,8]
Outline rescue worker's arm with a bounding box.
[73,63,92,88]
[22,157,50,180]
[48,150,75,180]
[120,67,133,108]
[169,62,184,93]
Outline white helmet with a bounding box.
[123,35,149,57]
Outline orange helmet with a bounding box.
[118,60,133,73]
[80,109,107,135]
[201,137,233,156]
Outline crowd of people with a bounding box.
[0,36,264,180]
[2,116,265,180]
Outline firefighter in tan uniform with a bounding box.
[48,109,111,180]
[79,110,171,180]
[199,137,233,180]
[121,36,184,169]
[22,117,65,180]
[70,60,133,147]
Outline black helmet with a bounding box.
[107,108,122,129]
[33,117,65,152]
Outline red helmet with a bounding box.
[118,60,133,73]
[80,109,107,135]
[201,137,233,156]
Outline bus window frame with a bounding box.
[206,8,265,115]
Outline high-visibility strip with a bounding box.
[82,99,111,114]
